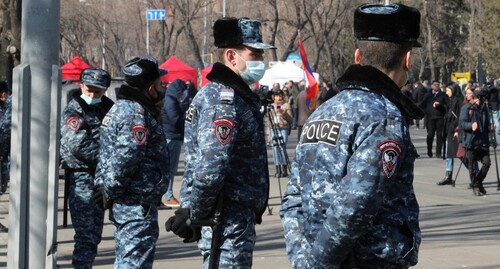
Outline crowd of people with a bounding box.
[399,76,499,196]
[0,2,498,269]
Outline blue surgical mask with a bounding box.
[235,53,266,85]
[80,94,102,105]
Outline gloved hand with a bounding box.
[165,208,201,243]
[91,184,110,210]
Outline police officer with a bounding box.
[59,68,113,268]
[165,17,274,268]
[93,55,168,269]
[0,80,12,195]
[280,3,424,268]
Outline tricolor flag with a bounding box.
[298,38,319,110]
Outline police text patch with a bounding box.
[185,105,196,124]
[214,118,235,145]
[66,116,81,131]
[300,120,342,146]
[132,124,148,146]
[379,140,401,179]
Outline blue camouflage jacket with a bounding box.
[0,96,12,158]
[60,92,114,171]
[180,63,269,223]
[95,85,168,205]
[280,65,424,269]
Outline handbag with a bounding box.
[456,142,466,158]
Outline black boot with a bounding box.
[281,165,288,177]
[478,182,487,195]
[436,171,453,185]
[275,165,282,177]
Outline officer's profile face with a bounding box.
[234,46,264,62]
[80,84,106,99]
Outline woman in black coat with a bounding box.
[437,82,464,185]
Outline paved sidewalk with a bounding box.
[1,127,500,268]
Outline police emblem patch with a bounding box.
[66,116,81,131]
[379,140,402,179]
[214,118,235,145]
[132,124,148,146]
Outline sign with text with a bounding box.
[146,9,166,20]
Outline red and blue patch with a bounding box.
[379,140,402,179]
[213,118,235,145]
[132,124,148,146]
[66,116,81,131]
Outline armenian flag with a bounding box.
[298,38,319,110]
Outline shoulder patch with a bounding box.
[185,105,197,124]
[213,117,235,145]
[379,140,402,179]
[220,88,234,103]
[132,124,148,146]
[300,120,343,146]
[101,115,111,128]
[66,116,81,131]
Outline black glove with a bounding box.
[165,208,201,243]
[91,184,110,210]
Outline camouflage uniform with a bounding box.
[95,85,168,269]
[60,92,113,268]
[0,95,12,192]
[280,65,423,269]
[180,63,269,268]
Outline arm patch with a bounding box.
[379,140,402,179]
[214,117,235,145]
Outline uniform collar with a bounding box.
[336,64,424,120]
[117,84,160,118]
[206,63,260,104]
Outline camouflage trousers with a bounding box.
[68,171,105,269]
[198,204,257,269]
[110,202,159,269]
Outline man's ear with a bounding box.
[225,49,237,67]
[403,51,411,71]
[355,49,361,64]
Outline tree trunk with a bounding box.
[424,0,435,81]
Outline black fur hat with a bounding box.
[213,17,276,49]
[354,3,422,47]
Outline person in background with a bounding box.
[281,3,424,268]
[161,79,191,208]
[287,80,300,130]
[421,80,449,158]
[413,81,427,128]
[59,68,114,269]
[165,17,273,268]
[269,89,293,177]
[93,55,169,268]
[436,82,464,185]
[317,80,339,106]
[0,80,12,233]
[459,88,492,196]
[295,88,314,142]
[486,79,500,146]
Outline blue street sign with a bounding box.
[146,9,166,20]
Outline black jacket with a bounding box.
[420,90,449,119]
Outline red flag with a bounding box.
[298,39,319,110]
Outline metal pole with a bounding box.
[147,19,150,54]
[9,0,60,268]
[102,0,106,69]
[8,64,31,269]
[223,0,226,17]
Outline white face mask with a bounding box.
[235,53,266,85]
[80,93,102,105]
